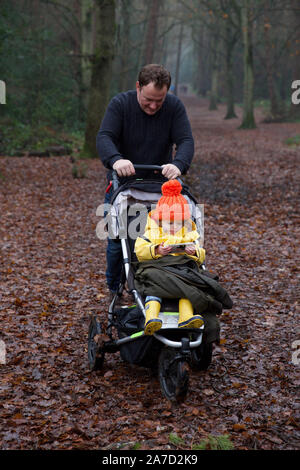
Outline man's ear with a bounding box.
[136,81,140,92]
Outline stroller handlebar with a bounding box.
[133,164,163,171]
[111,164,164,191]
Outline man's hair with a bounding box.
[138,64,171,90]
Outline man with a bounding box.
[97,64,194,298]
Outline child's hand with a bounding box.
[185,244,196,255]
[156,243,172,256]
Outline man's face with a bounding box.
[136,81,168,115]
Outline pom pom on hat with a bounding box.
[161,179,182,197]
[151,179,191,221]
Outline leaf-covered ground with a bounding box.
[0,98,299,450]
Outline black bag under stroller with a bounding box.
[88,165,232,403]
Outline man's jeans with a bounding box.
[104,189,123,292]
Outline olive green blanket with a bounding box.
[134,255,233,343]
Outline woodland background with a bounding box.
[0,0,300,158]
[0,0,299,452]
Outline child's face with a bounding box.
[161,220,183,234]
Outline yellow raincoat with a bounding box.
[134,212,205,264]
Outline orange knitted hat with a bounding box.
[151,180,191,221]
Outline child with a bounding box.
[135,179,205,335]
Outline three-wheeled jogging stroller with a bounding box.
[88,165,221,403]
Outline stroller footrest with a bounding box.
[159,311,179,329]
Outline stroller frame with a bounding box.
[88,165,212,403]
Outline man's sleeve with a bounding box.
[96,97,123,169]
[171,100,194,175]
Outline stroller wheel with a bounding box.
[191,341,213,371]
[158,347,189,403]
[88,315,105,371]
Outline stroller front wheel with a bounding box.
[158,347,189,403]
[88,315,105,371]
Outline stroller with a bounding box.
[88,165,221,403]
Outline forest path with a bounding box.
[0,97,299,450]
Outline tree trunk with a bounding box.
[193,27,209,97]
[82,0,116,158]
[81,0,94,111]
[239,0,256,129]
[263,23,279,118]
[142,0,160,65]
[120,0,131,91]
[263,2,285,121]
[209,33,219,111]
[174,22,184,96]
[224,23,238,119]
[153,0,167,64]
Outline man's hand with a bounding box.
[113,159,135,177]
[155,243,172,256]
[161,164,181,180]
[185,244,196,256]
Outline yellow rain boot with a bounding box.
[144,300,162,335]
[178,298,204,329]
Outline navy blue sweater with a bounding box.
[96,90,194,176]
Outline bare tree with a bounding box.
[142,0,161,65]
[208,24,220,110]
[81,0,94,110]
[118,0,132,91]
[239,0,256,129]
[83,0,116,158]
[174,22,184,96]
